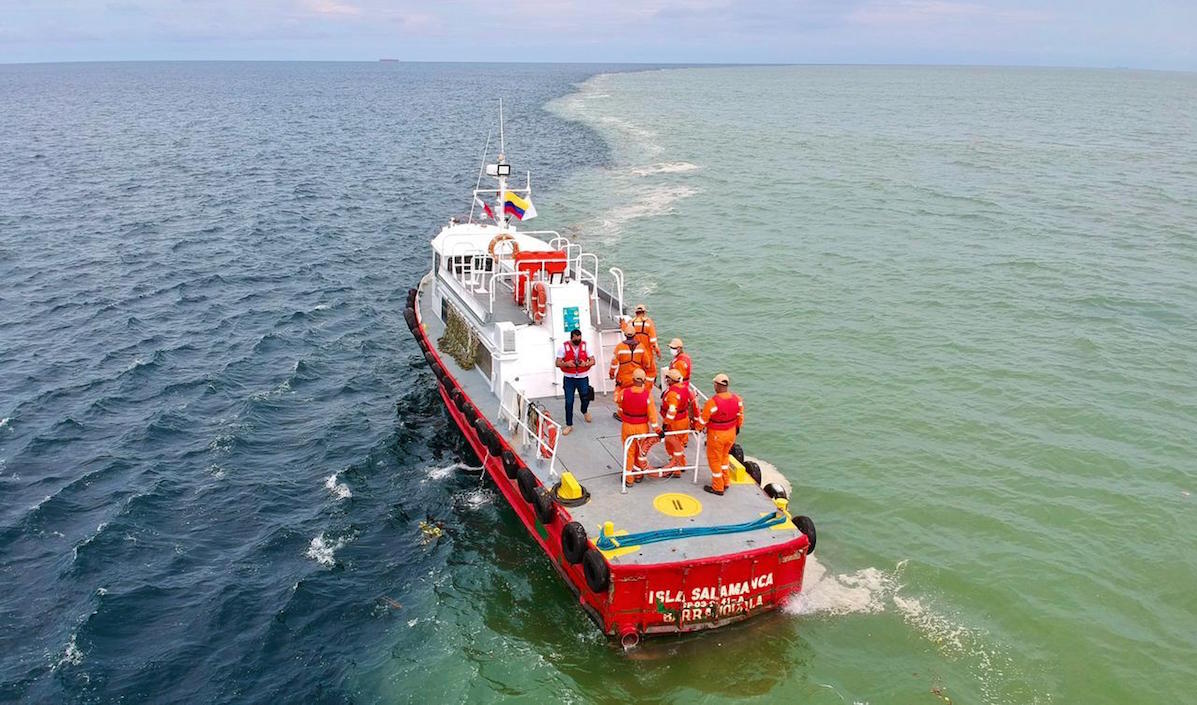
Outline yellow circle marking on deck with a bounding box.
[653,493,702,518]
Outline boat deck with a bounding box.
[419,278,800,566]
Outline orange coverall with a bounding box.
[615,383,660,485]
[661,382,700,474]
[609,339,653,389]
[700,392,744,493]
[669,351,693,383]
[631,315,661,360]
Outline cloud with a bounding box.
[301,0,361,18]
[849,0,1052,26]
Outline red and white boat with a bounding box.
[402,119,816,647]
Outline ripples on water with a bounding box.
[0,62,616,703]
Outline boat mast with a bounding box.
[497,99,509,230]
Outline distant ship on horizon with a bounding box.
[379,58,400,63]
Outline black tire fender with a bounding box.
[462,404,479,425]
[794,515,816,554]
[561,522,587,564]
[582,549,610,593]
[516,467,538,504]
[450,388,464,409]
[764,482,787,500]
[533,491,556,525]
[744,460,762,485]
[403,307,417,330]
[501,450,520,479]
[471,418,500,457]
[423,350,437,370]
[730,443,745,464]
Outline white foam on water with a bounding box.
[0,417,10,429]
[324,473,351,500]
[784,556,903,616]
[423,462,462,482]
[54,633,84,669]
[306,533,349,568]
[313,303,332,310]
[456,486,497,510]
[629,161,701,177]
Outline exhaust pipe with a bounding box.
[618,625,640,650]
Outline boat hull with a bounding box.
[405,287,810,641]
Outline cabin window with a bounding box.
[475,343,493,379]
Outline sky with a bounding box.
[0,0,1193,70]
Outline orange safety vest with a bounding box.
[620,386,653,424]
[662,383,695,420]
[611,339,651,383]
[561,341,589,365]
[706,394,742,430]
[632,316,656,353]
[670,352,692,382]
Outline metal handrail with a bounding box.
[498,386,563,479]
[608,267,625,317]
[620,429,705,494]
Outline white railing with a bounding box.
[498,384,564,479]
[608,267,625,316]
[620,429,705,493]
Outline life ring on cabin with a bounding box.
[537,412,558,459]
[487,233,520,258]
[530,282,548,324]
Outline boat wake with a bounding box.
[324,472,351,500]
[783,556,903,617]
[306,532,352,568]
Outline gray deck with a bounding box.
[419,277,800,565]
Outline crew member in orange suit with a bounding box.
[659,368,700,477]
[630,304,661,371]
[608,320,653,418]
[614,368,661,487]
[698,373,744,496]
[667,337,692,385]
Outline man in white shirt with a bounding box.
[555,328,595,435]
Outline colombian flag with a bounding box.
[504,191,537,221]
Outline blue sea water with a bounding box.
[0,61,620,703]
[3,62,1196,705]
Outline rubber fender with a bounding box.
[516,467,538,504]
[763,482,788,500]
[403,307,417,330]
[482,423,502,456]
[582,549,610,593]
[416,335,429,352]
[501,450,520,479]
[473,418,496,455]
[744,460,762,485]
[423,350,437,370]
[533,491,556,525]
[561,522,588,564]
[406,288,418,307]
[794,515,816,554]
[450,388,464,409]
[462,404,479,425]
[730,443,745,464]
[439,372,454,390]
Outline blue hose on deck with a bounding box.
[595,512,789,551]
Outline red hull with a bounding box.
[407,291,810,641]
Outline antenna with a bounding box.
[499,98,505,156]
[469,128,493,223]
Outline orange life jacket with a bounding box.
[662,383,694,420]
[562,341,589,365]
[670,352,692,382]
[620,386,652,424]
[707,393,742,430]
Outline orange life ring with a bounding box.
[488,233,519,258]
[530,281,547,324]
[538,413,558,459]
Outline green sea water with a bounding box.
[528,66,1197,705]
